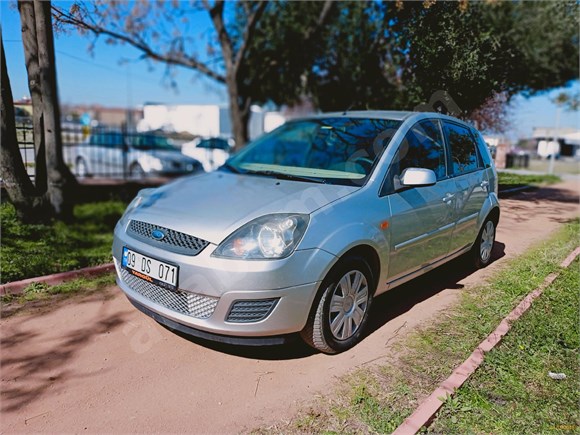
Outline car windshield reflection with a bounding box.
[224,117,402,186]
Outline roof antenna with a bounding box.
[342,102,355,115]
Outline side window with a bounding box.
[473,130,492,168]
[381,119,447,195]
[444,122,480,175]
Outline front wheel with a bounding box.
[473,218,496,268]
[301,256,375,354]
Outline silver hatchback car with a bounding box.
[113,111,499,354]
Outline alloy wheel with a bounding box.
[328,270,369,341]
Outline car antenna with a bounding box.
[342,103,355,115]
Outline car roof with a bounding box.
[297,110,413,122]
[293,110,476,130]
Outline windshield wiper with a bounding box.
[221,162,243,174]
[246,170,326,184]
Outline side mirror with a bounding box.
[401,167,437,187]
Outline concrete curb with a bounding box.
[392,246,580,435]
[1,263,115,296]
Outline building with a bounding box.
[532,127,580,158]
[137,103,287,140]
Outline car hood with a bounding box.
[128,171,357,244]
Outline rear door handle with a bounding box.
[480,180,489,188]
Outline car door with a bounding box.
[442,121,489,253]
[382,119,456,281]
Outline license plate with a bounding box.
[122,247,178,291]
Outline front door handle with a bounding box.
[480,180,489,189]
[442,193,455,203]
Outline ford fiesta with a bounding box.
[113,111,499,354]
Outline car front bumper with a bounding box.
[113,221,335,338]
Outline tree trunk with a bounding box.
[227,76,251,150]
[33,0,76,220]
[18,0,47,193]
[0,36,47,221]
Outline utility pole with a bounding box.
[548,106,561,175]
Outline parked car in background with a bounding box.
[181,137,234,172]
[113,111,499,354]
[74,131,204,178]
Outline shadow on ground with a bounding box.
[169,241,506,360]
[0,298,128,414]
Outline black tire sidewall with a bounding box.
[318,256,375,353]
[474,218,495,268]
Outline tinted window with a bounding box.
[227,117,401,186]
[91,133,124,148]
[444,122,479,175]
[473,130,492,168]
[382,119,447,194]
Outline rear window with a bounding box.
[443,122,480,175]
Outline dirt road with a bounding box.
[2,181,578,434]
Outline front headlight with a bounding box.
[212,214,310,260]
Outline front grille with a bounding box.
[127,220,209,256]
[120,268,218,319]
[226,299,279,323]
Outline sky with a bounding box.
[2,1,579,141]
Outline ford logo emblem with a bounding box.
[151,229,165,240]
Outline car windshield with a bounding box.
[224,117,402,186]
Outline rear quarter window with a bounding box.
[443,122,480,175]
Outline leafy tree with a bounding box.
[52,0,333,149]
[1,0,77,222]
[249,0,578,132]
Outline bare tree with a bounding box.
[18,0,46,193]
[0,1,77,222]
[32,0,77,218]
[52,0,333,149]
[0,32,46,221]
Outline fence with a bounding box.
[16,123,194,181]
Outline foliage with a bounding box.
[53,1,578,137]
[498,172,561,187]
[0,200,125,283]
[250,1,579,133]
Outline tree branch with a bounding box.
[304,0,335,43]
[204,0,234,77]
[51,4,226,84]
[234,1,268,74]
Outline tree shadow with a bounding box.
[165,242,505,360]
[501,184,578,205]
[365,241,505,337]
[1,303,128,414]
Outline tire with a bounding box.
[473,217,496,269]
[301,256,375,354]
[75,157,91,179]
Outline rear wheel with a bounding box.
[301,256,375,354]
[473,218,496,268]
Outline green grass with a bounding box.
[1,273,117,318]
[258,219,579,434]
[430,261,579,434]
[1,200,126,283]
[498,172,561,187]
